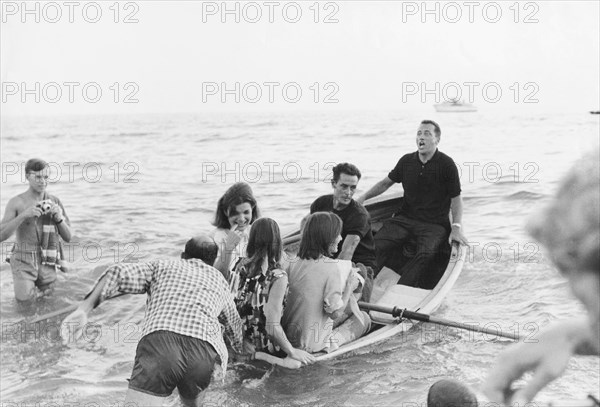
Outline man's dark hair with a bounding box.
[332,162,362,183]
[25,158,48,174]
[183,236,219,266]
[427,379,478,407]
[421,120,442,139]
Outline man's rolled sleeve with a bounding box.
[92,262,156,304]
[344,211,370,239]
[387,158,405,183]
[219,294,244,353]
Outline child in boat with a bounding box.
[282,212,371,353]
[209,182,260,280]
[230,217,315,365]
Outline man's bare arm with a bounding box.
[53,201,72,242]
[337,234,361,261]
[0,197,41,242]
[449,195,468,245]
[356,177,395,205]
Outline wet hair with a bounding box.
[427,379,478,407]
[421,120,442,139]
[183,236,219,266]
[527,152,599,275]
[25,158,48,174]
[298,212,343,260]
[244,218,282,276]
[332,162,362,183]
[212,182,260,229]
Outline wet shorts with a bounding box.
[129,330,218,399]
[10,250,57,301]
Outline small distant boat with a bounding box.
[590,111,600,115]
[434,99,477,113]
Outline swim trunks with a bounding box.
[10,249,57,299]
[129,330,218,399]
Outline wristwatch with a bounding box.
[451,223,462,228]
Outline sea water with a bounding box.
[1,110,598,406]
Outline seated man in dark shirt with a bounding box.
[310,162,376,302]
[357,120,467,289]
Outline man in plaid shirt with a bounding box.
[61,235,245,407]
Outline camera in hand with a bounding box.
[37,199,53,215]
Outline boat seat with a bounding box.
[370,282,430,324]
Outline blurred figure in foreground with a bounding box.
[483,152,600,404]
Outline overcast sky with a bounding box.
[1,1,599,115]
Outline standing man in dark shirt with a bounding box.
[357,120,467,288]
[310,162,376,302]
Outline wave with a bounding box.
[115,132,159,137]
[504,190,546,201]
[341,132,379,138]
[247,121,278,128]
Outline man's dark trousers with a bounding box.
[374,214,447,288]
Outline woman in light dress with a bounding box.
[282,212,371,353]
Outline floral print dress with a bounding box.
[231,258,287,354]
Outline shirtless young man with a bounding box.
[1,158,72,301]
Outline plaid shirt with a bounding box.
[94,258,244,373]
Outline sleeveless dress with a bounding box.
[231,258,287,355]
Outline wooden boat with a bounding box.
[278,193,467,363]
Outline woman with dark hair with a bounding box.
[282,212,371,353]
[209,182,260,279]
[231,218,315,366]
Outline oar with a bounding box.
[428,379,597,407]
[282,233,300,247]
[358,302,521,340]
[18,304,78,324]
[18,292,129,325]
